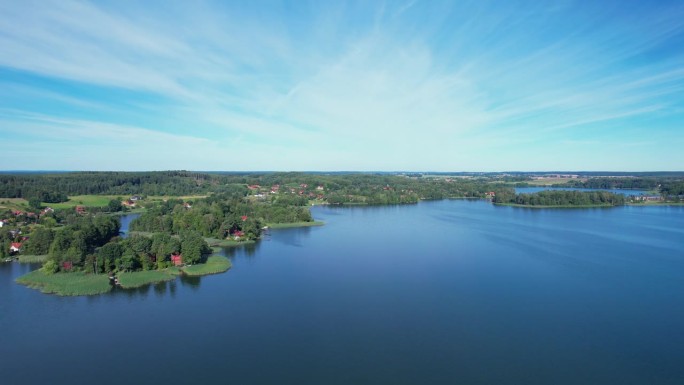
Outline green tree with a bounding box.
[180,231,209,265]
[97,242,123,273]
[28,198,42,210]
[24,227,54,255]
[117,249,139,272]
[41,216,57,228]
[107,199,123,212]
[41,259,58,274]
[151,233,180,269]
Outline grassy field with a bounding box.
[1,194,208,211]
[204,237,255,247]
[16,270,112,296]
[0,198,29,211]
[627,201,684,206]
[17,254,48,263]
[117,270,175,289]
[183,256,232,276]
[526,178,585,186]
[49,195,122,209]
[267,221,325,229]
[144,195,208,202]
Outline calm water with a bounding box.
[516,187,650,196]
[1,200,683,384]
[118,212,141,238]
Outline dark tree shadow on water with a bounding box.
[180,275,201,290]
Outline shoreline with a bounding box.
[493,203,618,209]
[16,256,233,295]
[266,221,324,229]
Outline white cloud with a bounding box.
[0,1,683,170]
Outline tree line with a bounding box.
[560,177,659,190]
[0,171,513,204]
[493,189,626,206]
[0,171,218,199]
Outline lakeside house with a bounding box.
[122,200,135,207]
[10,242,22,253]
[485,191,496,198]
[171,253,183,266]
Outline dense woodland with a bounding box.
[0,171,217,199]
[493,189,626,206]
[560,177,660,190]
[0,171,503,203]
[1,191,314,273]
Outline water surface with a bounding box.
[1,200,683,384]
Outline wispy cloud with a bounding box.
[0,0,683,170]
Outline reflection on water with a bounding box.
[118,213,141,238]
[180,274,201,290]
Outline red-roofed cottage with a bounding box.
[171,254,183,266]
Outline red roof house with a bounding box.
[171,254,183,266]
[10,242,22,253]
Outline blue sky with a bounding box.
[1,0,683,171]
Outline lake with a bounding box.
[1,200,683,384]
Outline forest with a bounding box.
[560,177,660,190]
[1,190,316,274]
[0,171,218,198]
[492,189,626,206]
[0,171,506,203]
